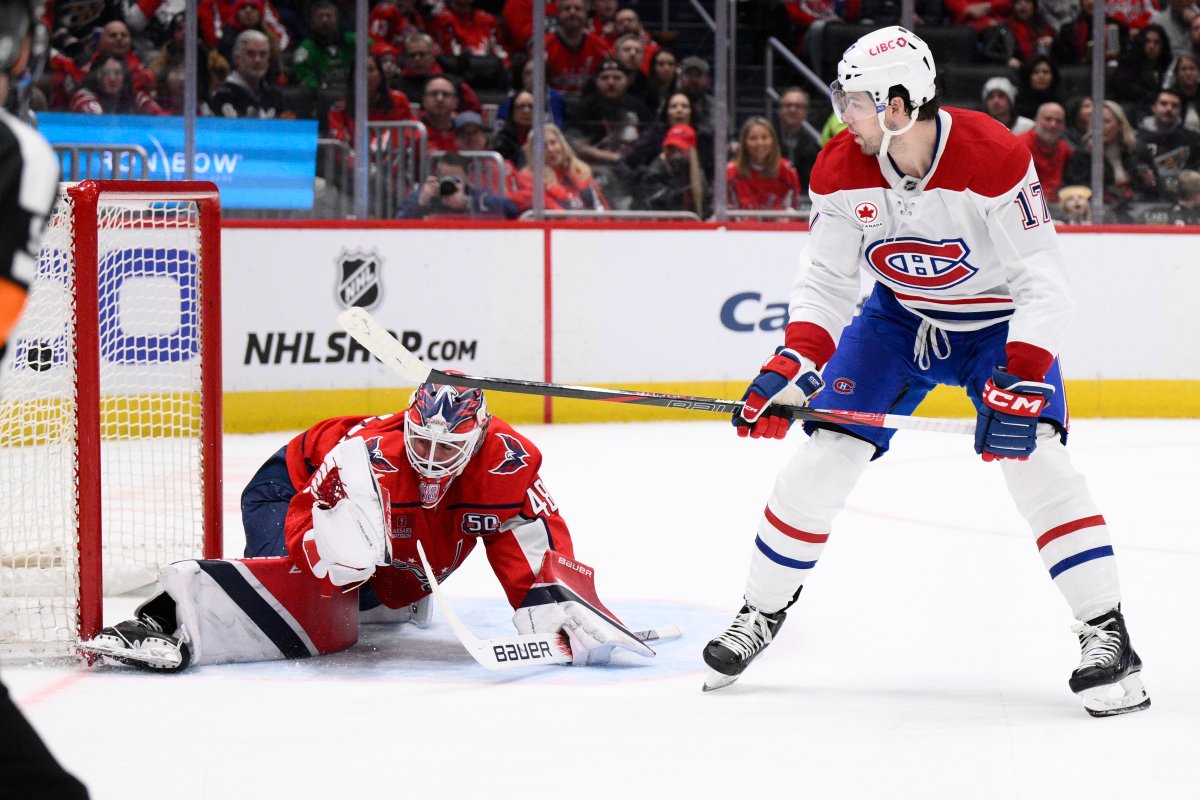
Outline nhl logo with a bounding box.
[335,249,383,309]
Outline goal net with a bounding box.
[0,181,223,659]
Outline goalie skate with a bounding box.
[701,605,786,692]
[80,618,191,673]
[1069,607,1150,718]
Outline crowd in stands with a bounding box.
[13,0,1200,224]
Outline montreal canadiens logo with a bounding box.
[833,378,855,394]
[854,202,879,224]
[865,237,976,290]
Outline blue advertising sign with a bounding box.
[36,113,318,209]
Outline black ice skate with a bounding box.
[1069,607,1150,717]
[701,605,787,692]
[80,616,191,673]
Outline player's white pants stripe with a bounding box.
[754,505,829,569]
[1001,429,1121,621]
[1038,515,1112,577]
[746,430,874,613]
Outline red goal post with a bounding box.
[0,180,223,659]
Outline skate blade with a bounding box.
[1078,673,1151,717]
[702,668,740,693]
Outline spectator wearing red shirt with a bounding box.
[327,53,416,151]
[422,75,462,152]
[216,0,284,83]
[1006,0,1057,69]
[198,0,290,51]
[1017,102,1074,202]
[726,117,802,214]
[70,54,166,115]
[369,0,426,53]
[781,0,862,67]
[944,0,1014,32]
[508,123,610,212]
[395,32,483,113]
[1054,0,1130,65]
[545,0,612,95]
[1105,0,1157,30]
[591,0,619,43]
[87,20,156,95]
[501,0,559,54]
[432,0,509,62]
[610,7,660,71]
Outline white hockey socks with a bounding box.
[745,430,875,612]
[1001,427,1122,621]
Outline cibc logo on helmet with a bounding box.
[868,36,907,56]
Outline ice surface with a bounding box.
[5,419,1199,799]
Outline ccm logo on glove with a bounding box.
[983,381,1048,416]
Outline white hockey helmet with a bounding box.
[830,26,937,124]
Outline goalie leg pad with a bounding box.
[159,558,359,667]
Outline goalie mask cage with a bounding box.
[0,181,223,659]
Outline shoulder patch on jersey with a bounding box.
[809,130,889,195]
[489,432,531,475]
[926,108,1032,197]
[363,436,400,472]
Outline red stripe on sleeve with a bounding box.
[1005,341,1055,382]
[783,321,836,369]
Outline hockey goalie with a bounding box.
[81,380,653,672]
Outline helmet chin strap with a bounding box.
[877,106,920,158]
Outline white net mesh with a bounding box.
[0,185,214,658]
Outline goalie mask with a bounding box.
[404,381,490,508]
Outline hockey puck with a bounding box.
[26,342,55,372]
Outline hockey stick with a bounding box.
[338,307,976,435]
[415,542,680,671]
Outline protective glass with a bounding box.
[830,82,883,124]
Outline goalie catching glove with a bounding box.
[300,437,392,587]
[513,551,654,666]
[735,347,825,439]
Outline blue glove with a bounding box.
[974,368,1055,461]
[734,347,825,439]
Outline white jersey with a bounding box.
[788,107,1071,364]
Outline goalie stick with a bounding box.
[337,307,975,436]
[415,542,681,671]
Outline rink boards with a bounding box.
[218,223,1200,431]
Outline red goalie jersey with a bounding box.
[282,413,575,610]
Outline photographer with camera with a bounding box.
[397,152,517,219]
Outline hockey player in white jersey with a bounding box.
[702,26,1149,717]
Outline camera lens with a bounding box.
[438,177,461,196]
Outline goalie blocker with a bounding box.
[514,550,654,665]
